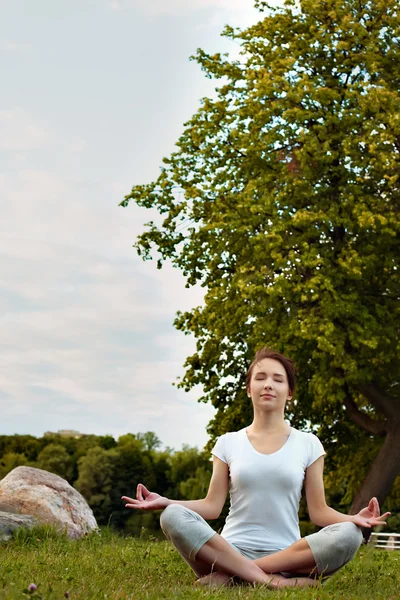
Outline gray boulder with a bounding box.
[0,466,97,539]
[0,511,39,541]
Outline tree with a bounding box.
[151,450,172,497]
[75,446,116,525]
[0,452,29,479]
[122,0,400,513]
[0,435,41,462]
[36,443,73,481]
[179,466,212,501]
[108,437,156,529]
[167,445,211,496]
[136,431,162,452]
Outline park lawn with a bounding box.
[0,527,399,600]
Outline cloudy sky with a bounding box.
[0,0,265,449]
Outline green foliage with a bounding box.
[323,424,381,505]
[166,446,211,496]
[98,435,118,450]
[122,0,400,507]
[0,452,30,479]
[136,431,162,452]
[36,444,74,482]
[151,451,173,497]
[179,466,211,501]
[0,435,41,462]
[108,437,156,531]
[74,446,116,525]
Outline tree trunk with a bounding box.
[350,423,400,515]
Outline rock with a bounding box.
[0,511,39,541]
[0,466,97,539]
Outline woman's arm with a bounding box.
[122,455,229,520]
[305,457,390,528]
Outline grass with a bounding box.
[0,526,399,600]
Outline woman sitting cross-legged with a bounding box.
[122,348,389,589]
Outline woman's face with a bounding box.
[247,358,292,413]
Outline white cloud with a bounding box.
[112,0,257,16]
[68,140,87,154]
[1,40,32,53]
[0,109,52,152]
[109,0,122,10]
[130,0,285,17]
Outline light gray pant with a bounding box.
[160,504,363,578]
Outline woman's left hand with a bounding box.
[352,497,391,528]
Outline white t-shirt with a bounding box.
[212,426,325,552]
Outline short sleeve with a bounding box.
[307,433,325,468]
[211,434,228,464]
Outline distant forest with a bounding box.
[0,431,216,535]
[1,432,398,535]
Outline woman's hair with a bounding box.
[245,348,296,395]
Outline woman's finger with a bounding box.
[137,483,145,501]
[121,496,135,503]
[374,497,381,517]
[141,484,151,498]
[124,500,142,508]
[370,515,390,524]
[379,512,391,520]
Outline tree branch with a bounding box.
[343,395,387,435]
[359,383,400,421]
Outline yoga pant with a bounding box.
[160,504,363,577]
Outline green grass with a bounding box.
[0,526,399,600]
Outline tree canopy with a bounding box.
[122,0,400,513]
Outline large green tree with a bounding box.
[122,0,400,514]
[36,443,74,482]
[74,446,116,525]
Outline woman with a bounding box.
[122,348,389,588]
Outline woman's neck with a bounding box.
[248,411,289,435]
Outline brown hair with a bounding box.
[245,348,296,395]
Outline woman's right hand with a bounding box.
[121,483,170,511]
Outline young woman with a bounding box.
[122,348,389,588]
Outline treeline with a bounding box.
[0,432,216,535]
[1,432,399,535]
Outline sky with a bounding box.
[0,0,265,450]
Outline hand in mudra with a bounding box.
[122,483,169,511]
[353,497,391,528]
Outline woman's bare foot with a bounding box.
[195,571,318,590]
[195,571,234,588]
[263,574,319,589]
